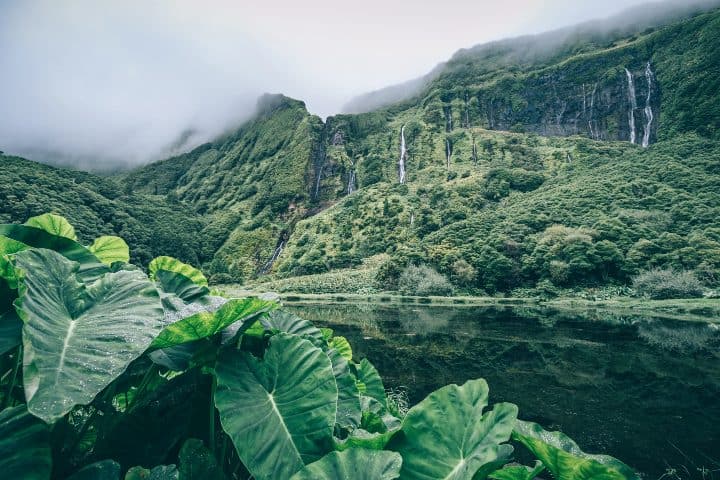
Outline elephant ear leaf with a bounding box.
[0,224,107,282]
[355,358,386,405]
[260,310,326,347]
[327,348,362,430]
[13,248,165,423]
[488,461,545,480]
[25,213,77,241]
[389,379,518,480]
[150,297,276,349]
[290,448,403,480]
[1,235,28,288]
[329,335,352,361]
[149,256,207,287]
[512,420,639,480]
[88,236,130,265]
[66,460,121,480]
[214,333,338,480]
[0,405,52,480]
[125,465,178,480]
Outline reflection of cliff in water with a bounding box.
[286,303,720,478]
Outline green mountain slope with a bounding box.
[122,94,340,282]
[4,4,720,294]
[0,154,206,267]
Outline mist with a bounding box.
[0,0,716,170]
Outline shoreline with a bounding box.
[221,287,720,323]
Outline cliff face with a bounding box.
[417,7,719,146]
[439,60,661,145]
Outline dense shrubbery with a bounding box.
[0,214,640,479]
[632,268,705,299]
[397,265,454,296]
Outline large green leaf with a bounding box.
[488,461,545,480]
[66,460,121,480]
[260,310,325,348]
[328,348,362,430]
[0,405,52,479]
[0,235,28,288]
[290,448,402,480]
[13,248,165,423]
[0,310,22,355]
[355,358,386,405]
[214,333,338,480]
[0,224,108,282]
[25,213,77,240]
[150,297,276,349]
[389,379,518,480]
[149,256,207,287]
[155,270,210,304]
[329,335,353,361]
[337,396,401,451]
[178,438,225,480]
[125,465,178,480]
[88,236,130,265]
[512,420,639,480]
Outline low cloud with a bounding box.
[0,0,716,169]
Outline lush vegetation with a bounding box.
[0,214,640,479]
[3,6,720,298]
[0,155,206,268]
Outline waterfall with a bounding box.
[471,137,478,166]
[314,166,323,199]
[445,138,452,169]
[398,125,407,184]
[642,62,655,148]
[625,68,638,144]
[347,170,356,194]
[588,83,598,140]
[261,240,285,273]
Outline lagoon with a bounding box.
[287,303,720,478]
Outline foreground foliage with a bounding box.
[0,214,639,479]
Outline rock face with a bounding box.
[425,59,661,146]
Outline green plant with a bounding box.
[0,214,639,479]
[397,265,454,296]
[632,268,705,299]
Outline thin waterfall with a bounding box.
[347,170,356,194]
[471,136,478,166]
[398,125,407,184]
[445,138,452,169]
[642,62,655,148]
[314,167,323,199]
[261,240,285,273]
[625,68,638,144]
[588,83,598,140]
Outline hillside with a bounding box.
[3,3,720,294]
[0,155,206,267]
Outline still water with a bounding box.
[286,303,720,479]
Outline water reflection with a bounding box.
[286,303,720,479]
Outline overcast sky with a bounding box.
[0,0,664,168]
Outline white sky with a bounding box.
[0,0,660,167]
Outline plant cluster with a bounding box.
[0,214,640,479]
[632,268,705,299]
